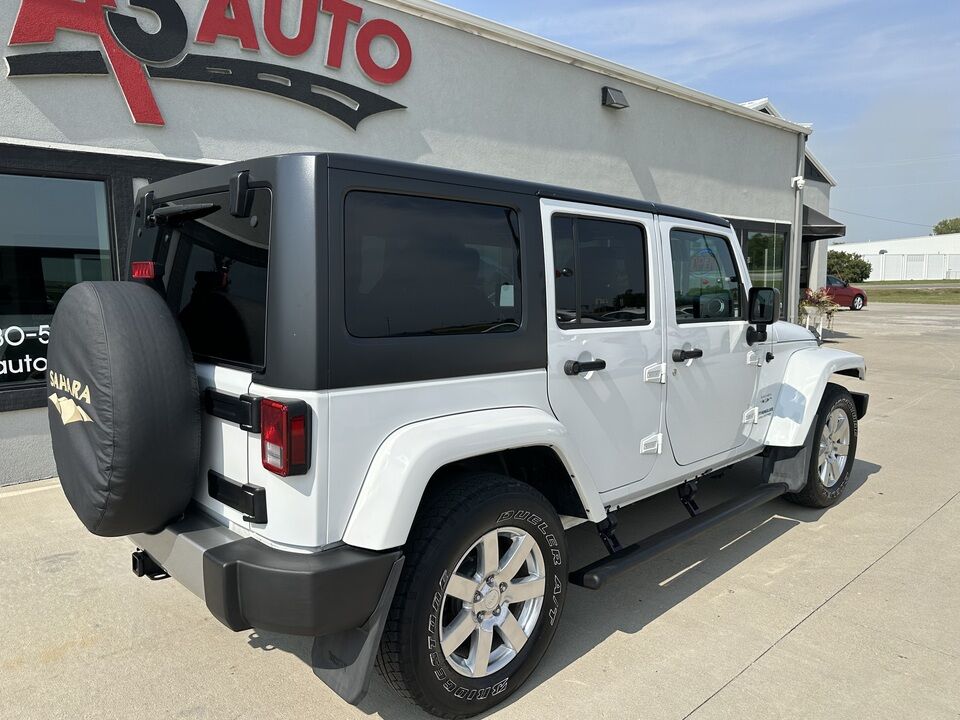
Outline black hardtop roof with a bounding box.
[144,152,730,229]
[318,153,731,228]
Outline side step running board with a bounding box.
[569,483,789,589]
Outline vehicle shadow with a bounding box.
[821,329,861,343]
[247,457,881,719]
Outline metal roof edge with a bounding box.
[369,0,812,137]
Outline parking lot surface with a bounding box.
[2,303,959,720]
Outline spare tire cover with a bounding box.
[46,281,201,537]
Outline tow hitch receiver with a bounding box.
[131,549,169,580]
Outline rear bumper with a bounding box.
[131,509,401,636]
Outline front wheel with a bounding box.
[785,383,859,508]
[377,473,567,718]
[851,295,865,310]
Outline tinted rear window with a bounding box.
[344,191,522,338]
[130,189,271,369]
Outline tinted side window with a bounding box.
[670,229,743,322]
[344,192,521,338]
[552,216,648,326]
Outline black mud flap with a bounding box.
[311,556,404,704]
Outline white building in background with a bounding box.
[833,234,960,282]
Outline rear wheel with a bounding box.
[377,473,567,718]
[785,383,859,508]
[851,295,865,310]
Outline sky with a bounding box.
[441,0,960,243]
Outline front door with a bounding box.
[661,220,760,466]
[543,200,665,494]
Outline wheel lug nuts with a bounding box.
[473,591,482,602]
[476,611,485,621]
[493,607,501,617]
[486,576,495,586]
[499,582,507,592]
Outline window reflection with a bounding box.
[0,174,111,386]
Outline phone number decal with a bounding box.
[0,325,50,378]
[0,325,50,347]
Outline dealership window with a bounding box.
[742,229,788,297]
[0,174,112,388]
[344,192,522,338]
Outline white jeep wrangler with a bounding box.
[46,153,867,719]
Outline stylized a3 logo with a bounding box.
[6,0,407,129]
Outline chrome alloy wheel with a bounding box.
[818,408,851,488]
[439,527,546,679]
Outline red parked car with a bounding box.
[825,275,868,310]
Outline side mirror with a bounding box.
[747,287,781,345]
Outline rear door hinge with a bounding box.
[742,406,759,425]
[643,362,667,384]
[640,432,663,454]
[204,388,262,433]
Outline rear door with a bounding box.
[129,189,272,528]
[826,275,852,304]
[660,218,760,465]
[543,200,665,494]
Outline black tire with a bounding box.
[851,295,865,311]
[46,281,200,536]
[785,383,859,508]
[377,473,567,719]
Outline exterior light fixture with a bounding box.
[601,86,629,109]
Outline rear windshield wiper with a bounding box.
[149,203,220,225]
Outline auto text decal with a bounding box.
[5,0,412,129]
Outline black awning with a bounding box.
[803,205,846,240]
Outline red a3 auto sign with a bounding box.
[6,0,413,129]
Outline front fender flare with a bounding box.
[765,346,866,448]
[341,407,605,551]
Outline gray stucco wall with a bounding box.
[804,179,832,214]
[1,0,804,482]
[0,0,799,222]
[0,409,55,485]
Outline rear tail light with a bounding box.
[130,261,158,279]
[260,398,311,476]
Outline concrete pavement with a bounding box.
[2,302,959,719]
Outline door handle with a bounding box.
[672,348,704,363]
[564,359,607,376]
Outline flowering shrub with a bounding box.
[799,288,840,327]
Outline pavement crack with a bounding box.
[681,489,960,720]
[843,618,960,661]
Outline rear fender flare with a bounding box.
[341,407,605,551]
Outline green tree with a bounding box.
[933,217,960,235]
[827,250,872,283]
